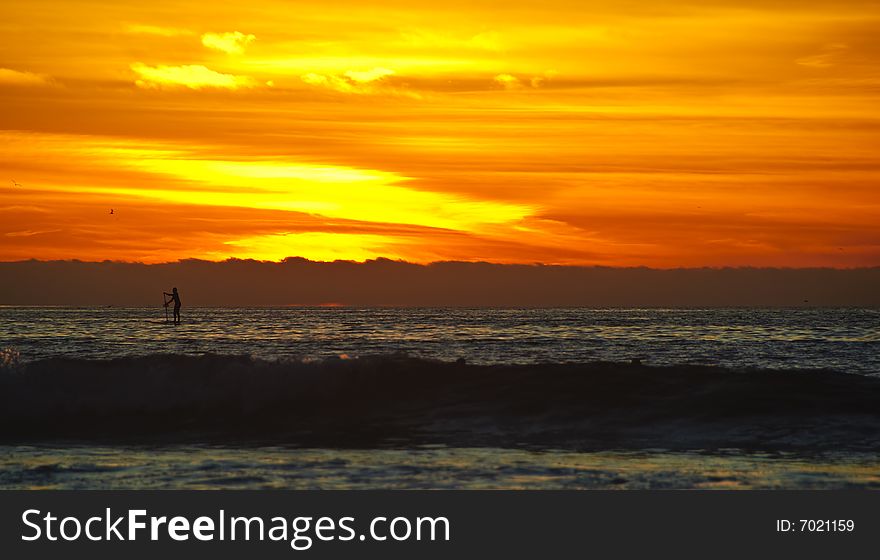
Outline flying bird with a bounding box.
[109,209,115,215]
[11,179,21,188]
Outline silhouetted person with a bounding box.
[164,287,181,324]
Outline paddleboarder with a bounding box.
[163,287,182,324]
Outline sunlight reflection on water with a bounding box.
[1,307,877,374]
[1,445,877,490]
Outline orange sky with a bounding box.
[1,0,879,266]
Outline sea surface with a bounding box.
[0,445,878,490]
[1,306,878,490]
[1,306,878,374]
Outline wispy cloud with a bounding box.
[796,43,848,68]
[125,24,193,37]
[301,67,415,96]
[0,68,51,86]
[5,229,61,238]
[301,72,354,92]
[131,63,256,90]
[399,29,503,52]
[201,31,256,54]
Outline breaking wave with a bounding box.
[1,354,878,451]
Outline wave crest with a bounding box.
[2,354,878,451]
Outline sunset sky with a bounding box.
[1,0,878,267]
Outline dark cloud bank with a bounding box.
[2,258,878,306]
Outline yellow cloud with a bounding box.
[493,73,522,90]
[344,67,395,83]
[131,63,256,89]
[0,68,51,86]
[495,71,554,90]
[301,72,355,92]
[201,31,256,54]
[301,67,413,96]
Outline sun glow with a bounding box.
[220,232,400,262]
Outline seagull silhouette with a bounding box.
[11,179,21,188]
[109,209,115,215]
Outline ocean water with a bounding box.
[1,445,879,490]
[1,306,878,490]
[1,306,878,374]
